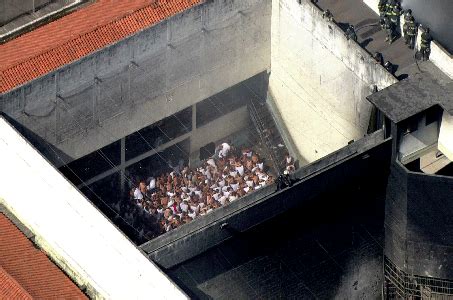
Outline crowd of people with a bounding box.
[124,142,276,238]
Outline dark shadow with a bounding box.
[360,37,373,48]
[199,142,215,160]
[0,112,72,167]
[337,22,350,31]
[397,73,409,80]
[392,63,399,74]
[163,143,392,299]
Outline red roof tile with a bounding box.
[0,267,32,300]
[0,0,202,93]
[0,214,87,299]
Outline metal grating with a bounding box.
[384,256,453,299]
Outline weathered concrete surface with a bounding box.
[142,130,390,268]
[269,0,397,165]
[0,0,51,25]
[0,0,271,165]
[385,161,453,280]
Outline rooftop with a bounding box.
[0,212,87,299]
[0,0,202,93]
[367,62,453,123]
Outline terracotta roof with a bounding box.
[0,0,202,93]
[0,267,32,300]
[0,213,87,299]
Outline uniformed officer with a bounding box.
[378,0,387,29]
[404,9,413,24]
[322,9,333,21]
[404,15,417,49]
[384,61,395,74]
[420,27,432,61]
[373,52,384,65]
[345,25,357,42]
[383,17,395,44]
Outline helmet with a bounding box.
[384,61,391,67]
[406,9,412,14]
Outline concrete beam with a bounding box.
[77,132,191,189]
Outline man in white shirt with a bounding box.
[134,187,143,200]
[217,142,231,159]
[147,177,156,191]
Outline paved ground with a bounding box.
[316,0,416,78]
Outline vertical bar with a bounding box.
[120,137,126,196]
[191,103,196,131]
[93,78,98,126]
[128,64,132,105]
[55,72,60,143]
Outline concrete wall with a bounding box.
[384,162,408,271]
[269,0,397,165]
[0,0,50,24]
[398,119,439,164]
[431,42,453,79]
[0,0,271,165]
[406,171,453,279]
[385,161,453,279]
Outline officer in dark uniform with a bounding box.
[384,61,395,75]
[373,52,384,65]
[345,25,357,42]
[404,15,417,49]
[383,17,395,44]
[420,27,432,61]
[404,9,413,24]
[322,9,333,21]
[378,0,387,29]
[386,0,401,40]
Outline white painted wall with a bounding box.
[431,42,453,79]
[439,111,453,161]
[0,116,187,300]
[399,120,439,164]
[270,0,397,164]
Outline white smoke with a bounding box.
[401,0,453,53]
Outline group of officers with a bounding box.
[378,0,432,60]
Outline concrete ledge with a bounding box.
[431,42,453,79]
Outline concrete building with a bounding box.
[1,0,453,298]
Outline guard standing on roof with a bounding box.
[378,0,387,29]
[384,61,395,74]
[385,0,401,39]
[345,25,357,42]
[322,9,333,21]
[420,27,432,61]
[403,9,413,24]
[373,52,384,65]
[383,17,395,44]
[403,14,417,49]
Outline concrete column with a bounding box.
[189,104,199,167]
[55,72,60,143]
[120,137,126,195]
[94,77,101,126]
